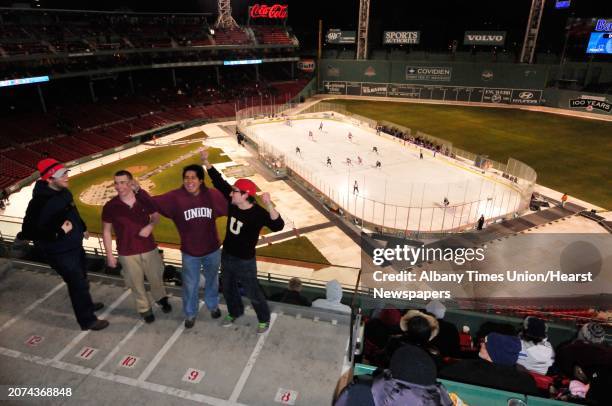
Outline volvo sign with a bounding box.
[464,31,506,46]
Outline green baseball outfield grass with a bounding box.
[331,99,612,209]
[69,140,330,264]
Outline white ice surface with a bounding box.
[247,117,522,231]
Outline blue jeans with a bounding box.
[181,249,221,319]
[221,253,270,324]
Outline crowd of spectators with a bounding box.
[378,125,456,159]
[357,299,610,405]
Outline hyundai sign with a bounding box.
[383,31,420,45]
[463,31,506,46]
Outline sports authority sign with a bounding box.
[406,66,452,81]
[464,31,506,46]
[249,4,288,19]
[569,96,612,113]
[383,31,420,45]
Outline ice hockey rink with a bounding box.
[246,117,525,232]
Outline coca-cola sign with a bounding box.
[250,4,288,19]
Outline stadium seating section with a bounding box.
[0,78,310,191]
[0,10,297,58]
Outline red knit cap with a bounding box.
[37,158,68,180]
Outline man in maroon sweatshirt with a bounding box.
[134,164,227,328]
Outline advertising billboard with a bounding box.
[326,29,356,44]
[463,31,506,46]
[586,32,612,54]
[383,31,420,45]
[405,66,452,81]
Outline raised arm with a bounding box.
[131,180,175,219]
[200,148,232,201]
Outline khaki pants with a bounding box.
[119,249,166,314]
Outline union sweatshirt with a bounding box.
[135,186,227,256]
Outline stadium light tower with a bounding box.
[520,0,546,63]
[215,0,239,29]
[356,0,371,60]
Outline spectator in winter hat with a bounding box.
[577,322,606,344]
[517,316,555,375]
[381,310,442,368]
[425,300,461,358]
[440,333,539,395]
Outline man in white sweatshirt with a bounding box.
[312,280,351,314]
[517,316,555,375]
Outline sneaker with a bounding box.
[82,319,109,331]
[210,308,222,319]
[257,322,270,334]
[141,310,155,324]
[156,297,172,313]
[221,315,235,327]
[93,302,104,312]
[184,318,195,329]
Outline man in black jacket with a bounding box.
[24,159,108,331]
[200,149,284,334]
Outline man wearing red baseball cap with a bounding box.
[21,158,108,331]
[200,149,284,334]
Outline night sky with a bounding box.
[3,0,611,53]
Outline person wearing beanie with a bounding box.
[270,277,312,307]
[201,148,284,334]
[440,332,539,395]
[426,300,461,358]
[21,158,108,331]
[517,316,555,374]
[134,162,228,329]
[334,345,454,406]
[553,322,611,388]
[577,322,606,344]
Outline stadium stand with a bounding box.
[0,74,309,192]
[252,26,295,46]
